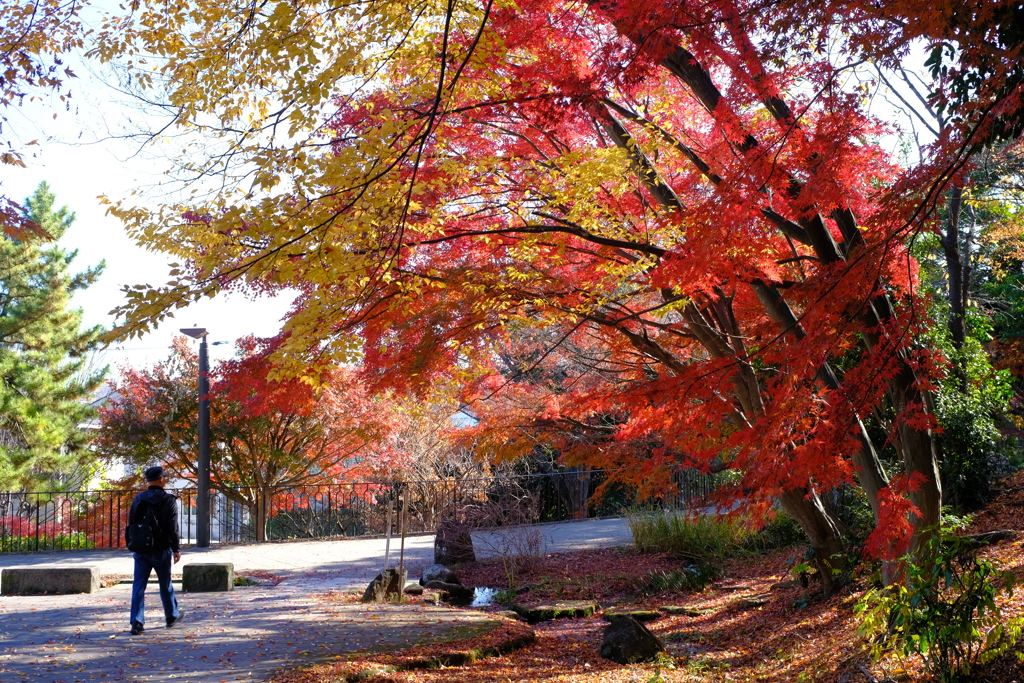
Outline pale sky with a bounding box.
[0,21,295,372]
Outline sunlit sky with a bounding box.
[0,9,295,372]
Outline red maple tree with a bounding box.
[310,2,943,590]
[97,337,403,540]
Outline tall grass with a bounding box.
[628,510,748,559]
[628,508,803,560]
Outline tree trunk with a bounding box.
[892,365,944,560]
[943,185,966,352]
[254,488,271,543]
[777,489,846,595]
[864,297,944,559]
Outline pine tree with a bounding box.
[0,182,106,490]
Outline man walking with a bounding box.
[126,465,184,635]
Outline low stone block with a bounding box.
[740,593,772,609]
[0,566,100,595]
[420,589,442,605]
[182,563,234,592]
[513,600,599,624]
[603,608,661,623]
[661,605,716,617]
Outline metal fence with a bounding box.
[0,468,718,553]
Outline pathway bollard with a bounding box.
[0,566,100,595]
[182,562,235,592]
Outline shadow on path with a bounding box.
[0,517,634,682]
[0,577,499,683]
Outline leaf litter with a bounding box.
[270,473,1024,683]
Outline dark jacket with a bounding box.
[126,486,181,553]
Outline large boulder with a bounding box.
[434,520,476,565]
[600,616,666,664]
[361,567,408,603]
[420,564,460,586]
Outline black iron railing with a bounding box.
[0,469,718,552]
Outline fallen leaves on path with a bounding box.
[267,617,535,683]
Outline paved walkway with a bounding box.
[0,518,632,682]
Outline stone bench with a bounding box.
[0,566,100,595]
[182,563,234,592]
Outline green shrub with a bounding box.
[925,314,1015,511]
[0,532,95,552]
[935,377,1012,511]
[855,527,1024,682]
[824,485,876,547]
[743,508,805,552]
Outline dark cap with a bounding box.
[144,466,165,482]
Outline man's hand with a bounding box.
[173,551,181,564]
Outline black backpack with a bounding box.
[126,499,162,552]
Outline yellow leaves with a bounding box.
[85,0,657,374]
[0,151,26,167]
[980,213,1024,281]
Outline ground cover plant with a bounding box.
[271,475,1024,682]
[856,525,1024,682]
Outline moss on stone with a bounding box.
[512,600,599,624]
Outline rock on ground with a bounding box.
[362,567,408,603]
[600,615,666,664]
[420,564,460,586]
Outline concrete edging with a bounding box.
[0,565,100,595]
[182,562,234,592]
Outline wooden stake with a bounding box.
[383,499,394,571]
[399,495,407,570]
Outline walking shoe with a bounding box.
[166,610,184,628]
[130,622,144,635]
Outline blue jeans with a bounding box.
[130,548,180,626]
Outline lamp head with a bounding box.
[180,327,208,339]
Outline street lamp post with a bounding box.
[180,327,211,548]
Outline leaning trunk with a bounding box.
[594,39,852,595]
[892,369,944,560]
[777,489,846,595]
